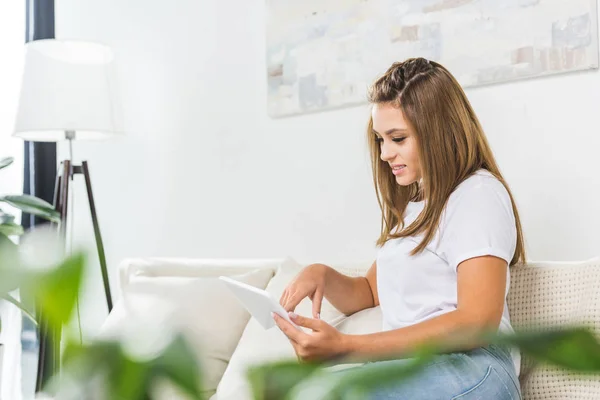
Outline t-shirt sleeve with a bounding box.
[437,181,517,271]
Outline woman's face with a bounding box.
[371,103,422,186]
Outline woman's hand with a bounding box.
[273,312,348,362]
[280,263,327,319]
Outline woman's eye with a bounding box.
[392,137,406,143]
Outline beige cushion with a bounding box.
[99,267,274,399]
[212,260,375,400]
[508,258,600,400]
[334,306,382,335]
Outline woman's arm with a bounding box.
[280,261,379,318]
[343,256,507,360]
[323,260,379,315]
[273,256,506,363]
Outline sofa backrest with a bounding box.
[507,258,600,399]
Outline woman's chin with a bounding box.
[395,174,418,187]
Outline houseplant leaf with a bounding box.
[0,222,24,237]
[60,334,202,400]
[247,360,321,400]
[22,251,85,328]
[492,327,600,372]
[0,234,22,293]
[1,293,37,325]
[151,334,204,398]
[112,355,150,400]
[286,353,435,400]
[0,157,14,170]
[0,195,60,223]
[0,209,15,224]
[65,340,150,400]
[59,340,137,399]
[249,327,600,400]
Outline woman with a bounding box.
[273,58,524,399]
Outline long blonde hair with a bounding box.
[367,58,525,266]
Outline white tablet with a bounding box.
[219,276,301,331]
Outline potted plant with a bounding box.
[0,156,62,397]
[0,233,204,400]
[0,157,204,399]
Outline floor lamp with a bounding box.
[12,39,123,390]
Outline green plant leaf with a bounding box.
[0,157,14,170]
[492,327,600,372]
[113,356,150,400]
[0,209,15,224]
[23,252,85,328]
[0,235,22,294]
[0,222,24,237]
[249,327,600,400]
[151,334,203,399]
[81,342,150,400]
[0,195,60,223]
[247,360,321,400]
[287,355,434,400]
[62,339,121,375]
[61,336,202,400]
[1,293,37,325]
[59,340,126,398]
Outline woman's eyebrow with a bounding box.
[372,128,409,135]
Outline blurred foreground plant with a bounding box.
[0,235,204,399]
[0,156,61,330]
[0,156,203,399]
[247,324,600,400]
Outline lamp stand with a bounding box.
[35,153,113,391]
[55,159,114,311]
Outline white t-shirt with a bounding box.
[376,169,521,375]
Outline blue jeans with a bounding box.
[340,345,522,399]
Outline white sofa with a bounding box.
[99,256,600,400]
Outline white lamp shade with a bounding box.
[13,39,123,142]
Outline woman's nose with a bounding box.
[380,143,394,162]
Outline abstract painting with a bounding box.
[266,0,599,117]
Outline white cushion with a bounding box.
[213,259,376,400]
[334,306,382,335]
[117,257,285,290]
[98,266,274,399]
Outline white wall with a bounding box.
[56,0,600,336]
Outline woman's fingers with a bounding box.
[280,283,322,315]
[279,289,289,307]
[283,292,302,312]
[281,288,324,316]
[312,287,323,319]
[272,313,303,343]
